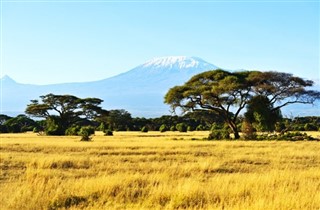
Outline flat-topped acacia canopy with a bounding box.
[164,69,320,139]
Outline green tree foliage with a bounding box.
[170,125,176,131]
[196,125,205,131]
[0,114,12,133]
[3,114,37,133]
[131,117,151,131]
[0,114,11,125]
[79,126,95,141]
[279,116,320,132]
[184,110,224,129]
[176,123,187,132]
[65,125,81,136]
[304,123,318,131]
[141,126,148,132]
[25,94,108,135]
[208,129,230,140]
[99,109,132,131]
[165,70,320,139]
[159,124,167,132]
[187,126,194,131]
[244,95,282,132]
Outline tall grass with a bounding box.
[1,131,320,209]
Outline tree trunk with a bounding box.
[233,129,240,139]
[228,121,240,139]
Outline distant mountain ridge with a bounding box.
[1,56,319,117]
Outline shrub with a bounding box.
[254,132,318,141]
[196,125,205,131]
[33,127,40,133]
[104,129,113,136]
[279,132,316,141]
[187,126,194,132]
[45,118,64,135]
[141,126,148,133]
[275,122,286,132]
[176,123,187,132]
[170,126,176,131]
[304,123,318,131]
[241,121,257,140]
[159,124,167,132]
[78,126,95,141]
[208,129,230,140]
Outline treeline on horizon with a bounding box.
[1,110,319,134]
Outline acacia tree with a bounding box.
[164,69,320,139]
[25,93,108,135]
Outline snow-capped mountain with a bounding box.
[1,56,319,117]
[95,56,218,91]
[140,56,217,70]
[1,56,218,117]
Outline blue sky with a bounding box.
[1,0,319,85]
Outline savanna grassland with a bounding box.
[1,131,320,210]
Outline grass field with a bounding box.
[1,131,320,209]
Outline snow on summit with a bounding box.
[141,56,218,70]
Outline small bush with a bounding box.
[170,126,176,131]
[187,126,194,132]
[33,127,40,133]
[78,126,95,141]
[304,123,318,131]
[141,126,148,133]
[104,129,113,136]
[241,121,257,140]
[159,124,167,132]
[176,123,187,132]
[208,130,230,140]
[254,132,318,141]
[275,122,286,132]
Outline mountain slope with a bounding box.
[1,56,218,117]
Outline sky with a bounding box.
[0,0,319,85]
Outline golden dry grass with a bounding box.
[1,131,320,209]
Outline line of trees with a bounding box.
[1,109,320,135]
[0,108,220,134]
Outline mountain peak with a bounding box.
[1,75,16,84]
[140,56,218,70]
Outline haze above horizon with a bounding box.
[1,1,319,85]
